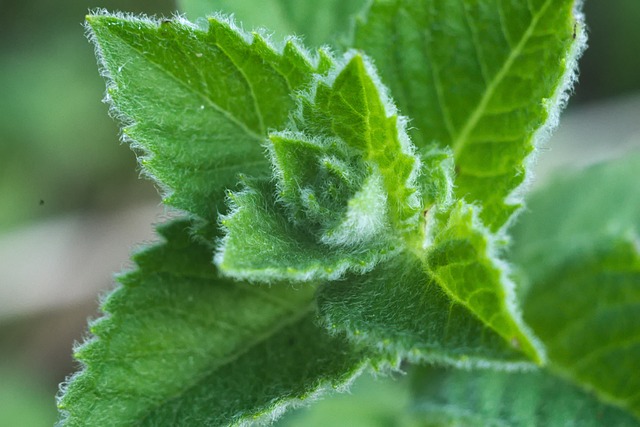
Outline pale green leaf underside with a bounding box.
[410,366,640,427]
[57,220,369,426]
[317,256,536,369]
[87,13,328,230]
[177,0,367,48]
[354,0,584,229]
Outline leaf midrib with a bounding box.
[99,19,265,145]
[135,300,316,425]
[451,0,553,157]
[412,232,542,364]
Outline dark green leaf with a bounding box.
[57,219,369,426]
[87,13,329,230]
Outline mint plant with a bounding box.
[57,1,640,425]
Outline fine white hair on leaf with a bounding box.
[320,171,389,248]
[465,203,548,365]
[502,3,588,235]
[235,360,372,427]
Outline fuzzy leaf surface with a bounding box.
[403,236,640,425]
[316,169,544,366]
[216,179,395,282]
[317,255,537,369]
[217,54,420,282]
[177,0,367,47]
[354,0,586,229]
[409,366,640,426]
[424,201,543,363]
[87,13,329,227]
[57,220,369,426]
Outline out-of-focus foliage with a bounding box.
[177,0,366,48]
[0,0,174,233]
[578,1,640,101]
[0,365,56,426]
[0,1,172,426]
[275,372,414,427]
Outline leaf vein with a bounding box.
[111,26,265,144]
[213,38,267,135]
[136,303,315,424]
[451,0,553,157]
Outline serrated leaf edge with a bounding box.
[501,1,588,232]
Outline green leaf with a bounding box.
[276,373,416,427]
[57,219,369,426]
[523,238,640,419]
[409,366,640,427]
[215,54,543,362]
[317,256,538,369]
[511,153,640,289]
[216,54,422,282]
[353,0,586,230]
[425,201,543,363]
[296,54,421,232]
[216,179,397,282]
[316,177,545,366]
[406,237,640,425]
[86,13,330,230]
[509,154,640,419]
[177,0,367,47]
[402,155,640,425]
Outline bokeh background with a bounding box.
[1,1,639,425]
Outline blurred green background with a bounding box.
[1,1,639,425]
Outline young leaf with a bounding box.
[317,256,538,369]
[86,13,330,229]
[215,178,396,282]
[296,54,421,233]
[57,219,370,426]
[216,54,421,282]
[425,201,543,363]
[409,366,640,426]
[353,0,586,230]
[177,0,367,47]
[413,155,640,425]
